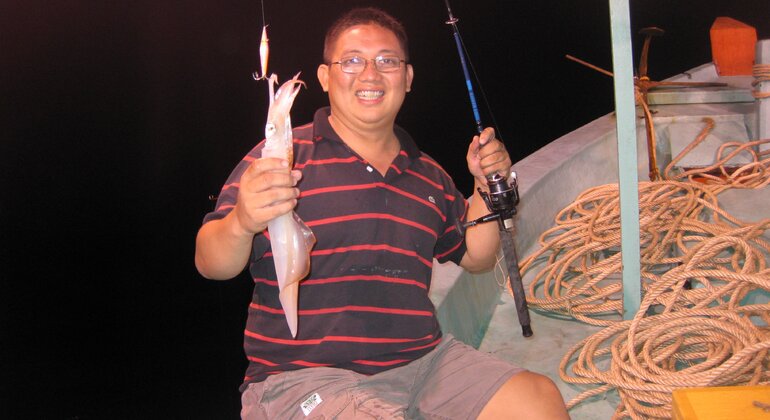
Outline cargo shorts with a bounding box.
[240,334,525,419]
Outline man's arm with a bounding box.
[459,127,512,273]
[195,158,301,280]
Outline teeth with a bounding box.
[356,90,384,99]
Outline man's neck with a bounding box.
[328,115,401,175]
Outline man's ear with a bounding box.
[406,64,414,92]
[317,64,330,92]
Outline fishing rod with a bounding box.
[442,0,533,337]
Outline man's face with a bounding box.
[317,24,413,133]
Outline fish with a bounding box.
[261,73,315,338]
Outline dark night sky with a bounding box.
[2,1,769,418]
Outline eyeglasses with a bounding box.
[330,56,406,74]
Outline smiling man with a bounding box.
[196,7,568,419]
[316,22,413,176]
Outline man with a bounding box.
[196,7,568,419]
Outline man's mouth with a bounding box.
[356,90,384,100]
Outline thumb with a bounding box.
[478,127,496,146]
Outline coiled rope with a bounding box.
[753,63,770,99]
[515,116,770,417]
[559,234,770,417]
[664,118,770,190]
[550,223,770,418]
[520,180,770,326]
[560,304,770,419]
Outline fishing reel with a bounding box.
[456,169,519,236]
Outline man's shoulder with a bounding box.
[293,107,333,142]
[293,121,315,140]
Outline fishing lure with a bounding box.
[262,73,314,338]
[252,26,270,80]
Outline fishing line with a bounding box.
[260,0,266,30]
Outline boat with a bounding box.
[430,19,769,419]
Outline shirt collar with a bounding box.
[311,107,421,161]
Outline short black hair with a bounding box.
[323,7,409,63]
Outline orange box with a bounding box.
[710,17,757,76]
[672,385,770,419]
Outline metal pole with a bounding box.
[757,39,770,152]
[608,0,642,319]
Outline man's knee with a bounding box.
[479,372,569,419]
[522,372,562,399]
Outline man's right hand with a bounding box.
[233,157,303,236]
[195,157,302,280]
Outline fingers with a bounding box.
[469,127,496,154]
[478,127,496,147]
[241,157,289,182]
[234,158,303,234]
[469,128,511,178]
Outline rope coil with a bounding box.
[559,231,770,418]
[753,63,770,99]
[516,117,770,417]
[560,305,770,419]
[521,180,770,325]
[664,118,770,190]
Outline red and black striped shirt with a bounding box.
[203,107,470,390]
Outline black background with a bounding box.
[2,1,769,418]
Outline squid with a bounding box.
[262,73,315,338]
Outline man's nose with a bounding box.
[358,59,380,79]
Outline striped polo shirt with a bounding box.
[203,107,470,389]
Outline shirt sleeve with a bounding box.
[201,141,270,260]
[433,175,470,266]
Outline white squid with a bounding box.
[262,73,315,338]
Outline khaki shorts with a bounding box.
[241,334,525,419]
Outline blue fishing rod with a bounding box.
[443,0,533,337]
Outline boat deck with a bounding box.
[429,65,769,418]
[477,186,770,419]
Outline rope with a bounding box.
[560,305,770,419]
[663,118,770,190]
[520,180,770,326]
[637,87,661,181]
[559,238,770,417]
[514,116,770,417]
[753,63,770,99]
[559,232,770,418]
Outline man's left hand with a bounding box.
[466,127,512,188]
